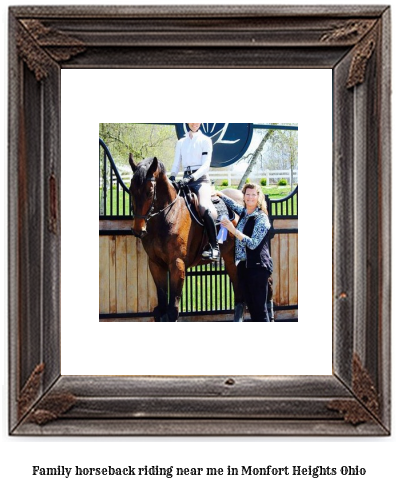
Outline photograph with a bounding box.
[99,123,298,323]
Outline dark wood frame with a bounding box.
[9,5,391,436]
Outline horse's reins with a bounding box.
[132,176,225,228]
[182,189,204,227]
[132,177,181,224]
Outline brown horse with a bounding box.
[128,154,245,322]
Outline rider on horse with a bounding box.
[169,123,220,261]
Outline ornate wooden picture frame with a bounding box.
[8,5,391,435]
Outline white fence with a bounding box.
[115,168,298,187]
[206,169,298,186]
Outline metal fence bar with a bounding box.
[110,166,113,216]
[103,148,107,215]
[116,174,120,216]
[99,138,131,219]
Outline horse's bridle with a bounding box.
[131,177,180,224]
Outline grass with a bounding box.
[100,186,131,216]
[216,184,295,199]
[261,185,297,199]
[181,262,234,313]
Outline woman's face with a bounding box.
[188,123,202,132]
[244,188,259,209]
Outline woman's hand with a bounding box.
[214,190,223,197]
[221,218,235,234]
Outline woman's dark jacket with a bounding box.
[241,214,273,273]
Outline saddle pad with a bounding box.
[212,197,235,224]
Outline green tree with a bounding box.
[237,124,278,189]
[264,129,298,188]
[279,129,298,190]
[99,123,176,170]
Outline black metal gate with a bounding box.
[99,138,298,321]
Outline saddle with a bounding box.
[179,184,235,226]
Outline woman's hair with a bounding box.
[242,183,268,215]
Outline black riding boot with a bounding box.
[201,209,220,261]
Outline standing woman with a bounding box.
[216,184,273,322]
[170,123,220,261]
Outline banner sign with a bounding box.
[175,123,253,167]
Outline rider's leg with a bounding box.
[196,179,217,218]
[201,208,220,261]
[191,178,219,261]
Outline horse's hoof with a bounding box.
[234,302,245,322]
[153,307,162,322]
[167,308,179,322]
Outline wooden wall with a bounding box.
[270,218,298,320]
[99,234,157,315]
[99,218,298,320]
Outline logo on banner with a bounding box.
[175,123,253,167]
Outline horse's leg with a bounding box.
[167,258,186,322]
[148,259,169,322]
[223,252,245,322]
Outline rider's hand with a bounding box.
[180,175,194,187]
[169,175,176,182]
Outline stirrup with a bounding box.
[210,248,220,261]
[201,245,211,259]
[202,247,220,261]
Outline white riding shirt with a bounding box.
[170,129,213,181]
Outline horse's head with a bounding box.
[129,154,160,238]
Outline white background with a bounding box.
[61,68,332,376]
[1,1,397,491]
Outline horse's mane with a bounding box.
[134,157,167,186]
